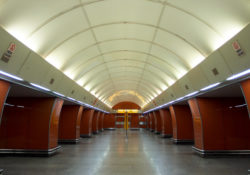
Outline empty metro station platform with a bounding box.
[0,0,250,175]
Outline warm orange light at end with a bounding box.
[116,109,140,114]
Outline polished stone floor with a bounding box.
[0,129,249,175]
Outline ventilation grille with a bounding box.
[212,68,219,76]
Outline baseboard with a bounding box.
[130,128,140,130]
[155,131,161,135]
[104,128,116,130]
[0,146,61,157]
[58,139,80,144]
[192,146,250,157]
[92,131,99,135]
[80,134,92,138]
[161,134,172,138]
[171,138,194,144]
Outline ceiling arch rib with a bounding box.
[69,50,179,81]
[66,49,184,80]
[97,90,146,105]
[75,58,175,86]
[76,66,170,91]
[44,21,206,60]
[111,97,143,108]
[89,75,162,97]
[98,85,154,104]
[93,79,157,100]
[91,76,161,97]
[112,96,144,107]
[99,87,149,102]
[84,68,166,93]
[95,77,159,98]
[78,59,171,87]
[94,77,159,95]
[90,70,168,93]
[100,86,154,106]
[59,38,190,71]
[23,0,224,58]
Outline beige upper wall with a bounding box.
[143,23,250,111]
[0,27,110,111]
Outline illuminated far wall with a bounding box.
[112,101,141,114]
[116,109,141,114]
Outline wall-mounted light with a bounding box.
[226,69,250,81]
[0,70,23,81]
[30,83,50,91]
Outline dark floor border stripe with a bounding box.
[0,146,61,157]
[192,146,250,157]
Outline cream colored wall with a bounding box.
[0,27,110,112]
[143,23,250,111]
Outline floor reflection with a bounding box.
[0,129,249,175]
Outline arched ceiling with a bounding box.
[0,0,249,108]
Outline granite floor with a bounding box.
[0,129,249,175]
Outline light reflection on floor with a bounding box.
[0,129,249,175]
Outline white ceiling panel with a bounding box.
[99,40,151,53]
[0,0,79,39]
[85,0,162,26]
[94,23,155,41]
[25,8,89,55]
[160,6,223,55]
[46,30,96,69]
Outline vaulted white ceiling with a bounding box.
[0,0,249,108]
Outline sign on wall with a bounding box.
[232,41,244,56]
[1,43,16,63]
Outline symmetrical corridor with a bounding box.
[0,1,250,173]
[0,129,249,175]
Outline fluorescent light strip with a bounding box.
[53,91,65,97]
[76,101,108,113]
[30,83,50,91]
[201,82,221,91]
[234,104,247,108]
[226,69,250,81]
[144,69,250,113]
[0,71,109,113]
[67,97,76,101]
[4,103,14,107]
[77,100,84,104]
[185,91,199,97]
[176,97,185,101]
[0,70,23,81]
[144,100,176,114]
